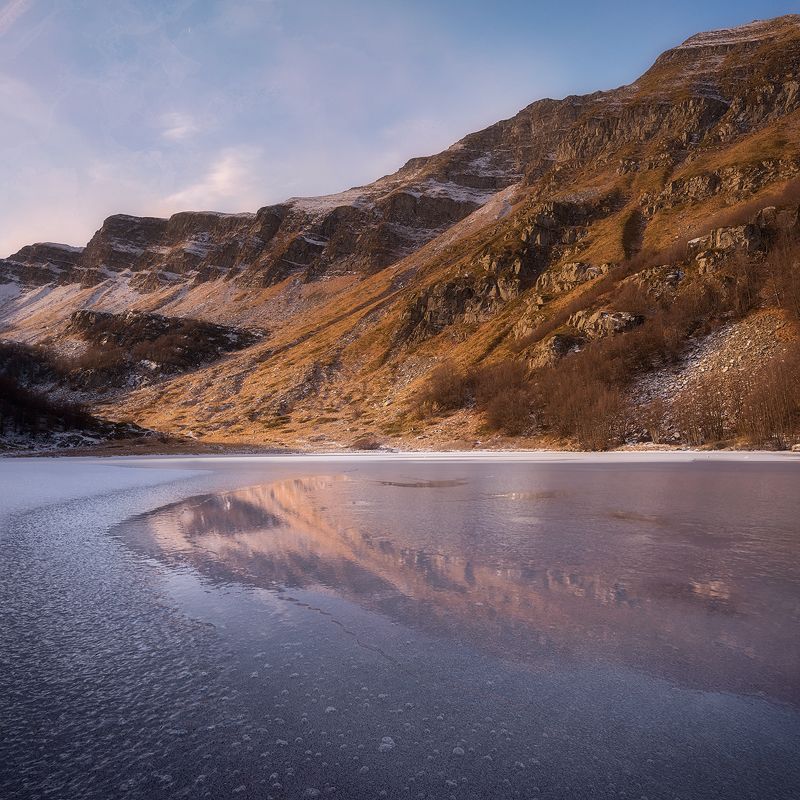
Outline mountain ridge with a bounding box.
[2,14,800,452]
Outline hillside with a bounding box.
[2,15,800,451]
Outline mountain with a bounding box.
[2,15,800,451]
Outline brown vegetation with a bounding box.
[688,177,800,240]
[350,435,383,450]
[414,361,471,416]
[415,358,534,435]
[534,363,625,450]
[764,230,800,318]
[670,344,800,448]
[736,346,800,447]
[473,360,532,434]
[0,375,94,438]
[414,221,800,449]
[60,311,263,388]
[672,378,728,446]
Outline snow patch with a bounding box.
[0,282,22,301]
[301,235,328,247]
[414,179,496,205]
[466,153,520,180]
[288,187,373,216]
[110,240,145,255]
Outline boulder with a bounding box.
[688,223,764,274]
[527,332,580,368]
[535,261,609,295]
[626,265,684,293]
[752,204,800,232]
[688,223,763,256]
[568,309,644,338]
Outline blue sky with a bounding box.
[1,0,796,254]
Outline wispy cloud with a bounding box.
[160,111,200,142]
[160,146,264,212]
[0,0,565,254]
[0,0,32,37]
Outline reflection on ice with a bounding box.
[124,471,800,705]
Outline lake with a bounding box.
[1,454,799,799]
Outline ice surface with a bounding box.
[2,453,798,800]
[0,458,196,520]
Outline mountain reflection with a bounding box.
[125,474,800,705]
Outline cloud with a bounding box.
[160,111,200,142]
[0,0,560,254]
[0,0,32,37]
[0,73,52,131]
[160,146,264,213]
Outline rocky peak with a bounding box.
[656,17,793,62]
[9,241,84,267]
[0,241,84,287]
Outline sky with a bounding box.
[1,0,797,255]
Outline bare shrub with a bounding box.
[473,360,527,406]
[472,359,533,434]
[535,360,625,450]
[673,377,728,446]
[0,375,94,437]
[724,251,761,318]
[69,344,129,373]
[764,231,800,319]
[640,398,668,444]
[574,384,626,450]
[415,360,470,415]
[351,435,382,451]
[735,345,800,448]
[613,281,656,316]
[485,387,533,435]
[666,280,723,336]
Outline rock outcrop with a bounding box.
[568,309,644,339]
[535,262,609,295]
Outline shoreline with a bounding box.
[3,448,799,462]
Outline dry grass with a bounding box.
[675,112,800,179]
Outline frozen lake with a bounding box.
[2,453,799,799]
